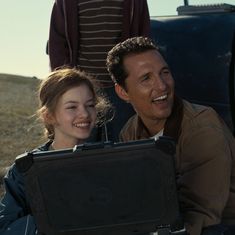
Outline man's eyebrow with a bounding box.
[139,66,170,77]
[161,66,170,70]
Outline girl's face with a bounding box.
[52,84,97,149]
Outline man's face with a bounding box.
[117,49,175,134]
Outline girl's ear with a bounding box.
[42,110,55,125]
[114,84,130,102]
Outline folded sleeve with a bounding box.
[0,165,37,235]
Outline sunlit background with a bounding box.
[0,0,234,78]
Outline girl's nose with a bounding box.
[78,105,89,118]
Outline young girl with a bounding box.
[0,67,111,235]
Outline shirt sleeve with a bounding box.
[48,0,70,70]
[177,109,232,235]
[0,165,37,235]
[139,0,151,37]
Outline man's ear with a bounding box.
[114,83,130,102]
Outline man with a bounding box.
[106,37,235,235]
[47,0,150,142]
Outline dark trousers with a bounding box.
[201,224,235,235]
[104,87,135,142]
[88,86,135,143]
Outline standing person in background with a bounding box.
[47,0,150,142]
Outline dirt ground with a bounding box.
[0,74,46,197]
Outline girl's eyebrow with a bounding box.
[64,100,78,105]
[64,98,95,105]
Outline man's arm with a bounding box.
[178,109,232,235]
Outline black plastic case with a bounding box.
[15,137,184,235]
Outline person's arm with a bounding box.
[138,0,151,37]
[126,0,150,38]
[178,109,232,235]
[0,165,37,235]
[48,0,70,70]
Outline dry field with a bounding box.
[0,74,46,197]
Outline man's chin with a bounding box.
[153,108,172,119]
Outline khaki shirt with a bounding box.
[120,98,235,235]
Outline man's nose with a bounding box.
[153,74,167,90]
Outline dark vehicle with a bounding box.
[150,1,235,134]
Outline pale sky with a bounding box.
[0,0,234,78]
